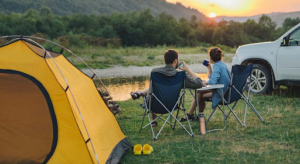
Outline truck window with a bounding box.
[289,28,300,46]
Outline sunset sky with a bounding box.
[166,0,300,17]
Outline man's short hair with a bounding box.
[209,47,223,62]
[164,49,179,64]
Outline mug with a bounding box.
[203,59,209,66]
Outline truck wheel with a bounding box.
[246,64,272,94]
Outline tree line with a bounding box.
[0,6,300,48]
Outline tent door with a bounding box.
[0,70,57,164]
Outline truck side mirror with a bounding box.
[281,37,288,46]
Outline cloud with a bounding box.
[210,4,215,7]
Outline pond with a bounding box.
[96,73,209,101]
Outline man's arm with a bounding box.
[179,61,204,88]
[179,61,198,78]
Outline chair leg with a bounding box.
[154,114,173,126]
[145,92,194,140]
[226,101,238,118]
[240,94,264,123]
[218,106,225,115]
[167,109,194,137]
[207,108,218,123]
[147,112,156,141]
[247,100,265,122]
[155,114,172,140]
[142,113,174,130]
[184,110,194,137]
[139,109,147,133]
[243,100,248,126]
[194,90,199,125]
[206,89,227,133]
[227,104,244,127]
[173,108,180,130]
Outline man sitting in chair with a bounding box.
[130,49,204,127]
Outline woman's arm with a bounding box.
[207,65,221,85]
[207,63,212,77]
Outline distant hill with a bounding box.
[215,11,300,27]
[0,0,206,21]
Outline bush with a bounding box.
[43,39,59,51]
[112,54,123,61]
[145,61,151,66]
[147,55,155,60]
[69,35,86,47]
[80,36,121,47]
[215,44,232,53]
[57,35,70,47]
[91,54,98,60]
[0,38,7,46]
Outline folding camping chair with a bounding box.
[206,64,265,127]
[139,71,194,140]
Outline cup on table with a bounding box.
[203,59,209,66]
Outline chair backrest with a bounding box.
[227,64,253,104]
[150,71,185,114]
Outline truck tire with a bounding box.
[246,64,272,94]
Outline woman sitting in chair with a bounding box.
[180,47,230,135]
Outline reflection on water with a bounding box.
[96,73,209,101]
[196,73,209,81]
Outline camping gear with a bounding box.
[0,36,132,164]
[206,64,264,127]
[139,71,194,140]
[199,114,206,135]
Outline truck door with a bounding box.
[277,27,300,80]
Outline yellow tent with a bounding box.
[0,37,131,164]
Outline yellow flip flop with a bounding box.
[133,144,142,155]
[142,144,153,155]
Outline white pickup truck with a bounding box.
[232,23,300,94]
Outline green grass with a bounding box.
[117,88,300,163]
[63,45,236,69]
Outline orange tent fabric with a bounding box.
[0,39,131,164]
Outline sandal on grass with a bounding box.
[130,92,141,100]
[179,113,195,122]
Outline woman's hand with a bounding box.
[206,62,212,70]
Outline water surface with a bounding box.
[97,73,209,101]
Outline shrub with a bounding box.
[43,39,59,51]
[91,54,98,60]
[147,55,155,60]
[0,38,7,46]
[69,35,86,47]
[57,35,69,47]
[80,36,121,47]
[145,61,151,66]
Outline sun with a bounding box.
[209,12,216,18]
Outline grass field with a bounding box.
[117,87,300,163]
[62,45,236,69]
